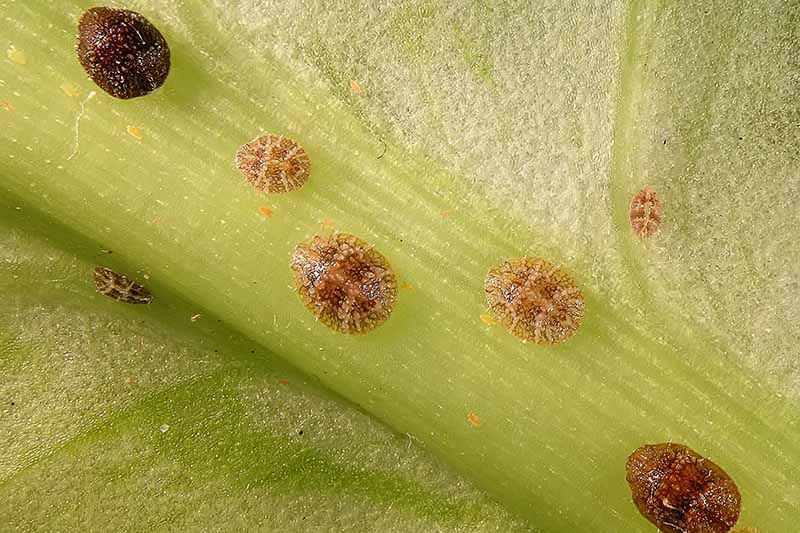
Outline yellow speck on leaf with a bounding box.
[320,219,336,229]
[6,46,26,65]
[400,281,414,291]
[258,206,273,218]
[350,79,365,96]
[190,313,202,322]
[60,82,81,97]
[127,125,144,140]
[479,313,497,326]
[467,412,481,428]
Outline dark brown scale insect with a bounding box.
[629,186,663,238]
[484,257,584,345]
[235,134,311,193]
[93,266,153,304]
[290,233,397,334]
[77,7,170,99]
[626,443,741,533]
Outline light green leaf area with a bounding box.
[1,0,798,531]
[0,209,527,531]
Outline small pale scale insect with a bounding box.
[484,257,584,345]
[629,186,663,238]
[626,443,741,533]
[290,233,397,334]
[93,266,153,304]
[235,134,311,193]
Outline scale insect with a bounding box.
[290,233,397,334]
[93,266,153,304]
[235,134,311,193]
[77,7,171,99]
[626,443,741,533]
[629,186,663,238]
[484,257,584,345]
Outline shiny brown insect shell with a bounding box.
[290,233,397,334]
[77,7,170,99]
[626,443,741,533]
[484,257,585,345]
[235,134,311,193]
[93,266,153,304]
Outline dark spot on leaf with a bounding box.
[77,7,170,99]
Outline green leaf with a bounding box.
[0,201,527,531]
[2,1,799,531]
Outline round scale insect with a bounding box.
[290,233,397,334]
[626,442,741,533]
[93,266,153,304]
[235,134,311,193]
[484,257,584,345]
[77,7,171,99]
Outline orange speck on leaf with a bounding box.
[350,79,365,96]
[278,379,289,385]
[1,98,12,113]
[320,219,336,228]
[258,206,273,218]
[151,217,162,225]
[127,125,144,140]
[440,209,452,218]
[467,412,481,428]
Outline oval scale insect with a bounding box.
[290,233,397,334]
[629,186,663,238]
[93,266,153,304]
[626,442,742,533]
[484,257,585,345]
[77,7,171,99]
[235,134,311,193]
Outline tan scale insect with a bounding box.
[235,134,311,193]
[93,266,153,304]
[484,257,584,345]
[629,186,663,238]
[290,233,397,334]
